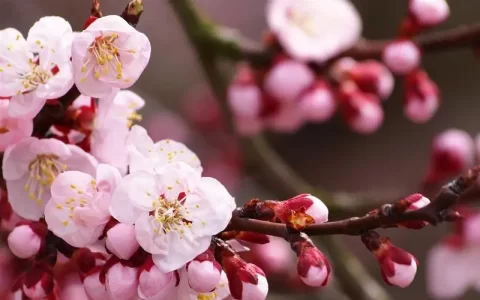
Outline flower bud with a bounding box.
[347,60,394,100]
[264,59,315,103]
[105,263,138,300]
[222,255,268,300]
[404,70,439,123]
[186,250,222,293]
[339,82,384,134]
[382,40,421,75]
[228,64,262,118]
[8,223,45,259]
[425,129,474,184]
[298,81,336,123]
[329,57,357,82]
[138,256,177,299]
[282,194,329,224]
[266,104,305,133]
[409,0,450,27]
[83,271,109,300]
[22,267,56,299]
[106,223,140,260]
[398,194,431,229]
[362,232,418,288]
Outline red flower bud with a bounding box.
[222,254,268,300]
[404,70,440,123]
[347,60,394,100]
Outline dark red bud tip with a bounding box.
[84,16,99,29]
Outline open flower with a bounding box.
[44,164,121,247]
[110,161,236,272]
[72,15,151,98]
[0,17,74,118]
[126,125,202,174]
[0,100,33,151]
[266,0,362,62]
[2,137,97,220]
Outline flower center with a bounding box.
[286,8,317,37]
[197,292,218,300]
[84,34,124,81]
[57,179,97,227]
[151,196,191,237]
[127,111,142,128]
[25,154,66,206]
[20,63,54,92]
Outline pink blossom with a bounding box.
[83,271,110,300]
[263,59,314,103]
[126,125,202,174]
[0,17,74,118]
[222,255,268,300]
[7,224,44,258]
[298,81,336,123]
[72,15,151,98]
[340,82,384,134]
[44,163,120,247]
[228,64,262,118]
[382,40,421,75]
[138,257,177,299]
[425,129,474,184]
[329,57,357,82]
[105,263,138,300]
[60,273,89,300]
[176,270,230,300]
[106,223,140,260]
[346,60,394,100]
[186,250,222,293]
[0,100,33,151]
[409,0,450,27]
[22,267,57,299]
[266,103,305,133]
[110,161,236,272]
[3,137,97,220]
[266,0,362,62]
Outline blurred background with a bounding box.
[2,0,480,299]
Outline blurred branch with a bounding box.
[210,22,480,65]
[169,1,391,299]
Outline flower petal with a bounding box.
[134,213,169,255]
[90,120,129,174]
[155,162,200,202]
[8,93,46,119]
[64,145,98,175]
[85,15,137,33]
[2,137,38,180]
[109,173,147,224]
[50,171,94,203]
[35,61,74,99]
[6,175,47,220]
[96,164,122,194]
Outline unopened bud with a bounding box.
[266,103,305,133]
[228,64,262,118]
[264,59,315,103]
[347,60,394,100]
[83,271,109,300]
[186,250,222,293]
[298,81,337,123]
[22,267,56,299]
[222,255,268,300]
[8,223,46,259]
[425,129,474,184]
[106,223,140,260]
[382,40,421,75]
[398,194,431,229]
[105,263,138,300]
[281,194,329,225]
[409,0,450,27]
[404,70,440,123]
[329,57,357,82]
[339,82,384,134]
[362,231,418,288]
[138,256,177,299]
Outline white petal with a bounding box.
[135,213,169,255]
[90,120,129,174]
[152,140,202,174]
[8,93,46,119]
[64,145,98,175]
[32,138,71,158]
[152,234,211,272]
[155,162,201,202]
[109,173,148,224]
[125,170,158,210]
[186,177,235,236]
[50,171,94,202]
[6,175,48,220]
[96,164,122,194]
[2,137,38,180]
[85,15,137,33]
[35,61,74,99]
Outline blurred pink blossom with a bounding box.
[382,40,421,75]
[404,70,440,123]
[409,0,450,27]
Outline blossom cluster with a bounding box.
[227,0,449,136]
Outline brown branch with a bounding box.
[213,22,480,65]
[227,166,479,239]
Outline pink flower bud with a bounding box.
[382,40,421,75]
[282,194,329,224]
[340,83,384,134]
[463,212,480,245]
[297,246,331,287]
[264,59,315,103]
[234,117,264,136]
[404,70,440,123]
[222,256,268,300]
[329,57,357,82]
[8,224,45,259]
[399,194,431,229]
[106,223,140,260]
[266,103,305,133]
[228,64,262,118]
[347,60,394,100]
[409,0,450,27]
[298,81,336,123]
[186,251,222,293]
[83,271,109,300]
[105,263,138,300]
[22,268,56,299]
[138,257,177,299]
[425,129,474,184]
